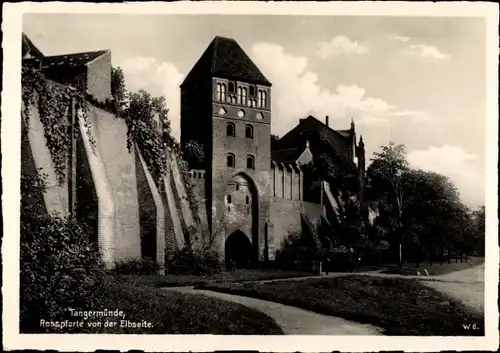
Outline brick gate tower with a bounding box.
[180,36,273,267]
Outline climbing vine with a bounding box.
[177,156,201,224]
[21,66,96,183]
[124,111,200,223]
[124,115,168,188]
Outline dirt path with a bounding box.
[423,264,485,314]
[250,264,485,314]
[164,287,383,335]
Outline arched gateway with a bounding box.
[225,230,253,269]
[224,173,259,269]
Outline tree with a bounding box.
[366,142,409,270]
[306,152,366,264]
[123,89,174,185]
[271,134,280,150]
[111,66,128,111]
[183,140,205,168]
[470,206,485,256]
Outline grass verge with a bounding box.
[129,269,314,288]
[41,276,284,334]
[374,257,484,276]
[198,275,484,336]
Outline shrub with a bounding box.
[275,229,319,264]
[20,171,104,333]
[114,257,160,275]
[166,246,221,275]
[20,214,104,333]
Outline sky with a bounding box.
[23,14,487,208]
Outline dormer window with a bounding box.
[246,155,255,170]
[226,122,235,137]
[227,153,235,168]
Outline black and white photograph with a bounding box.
[2,1,498,352]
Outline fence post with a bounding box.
[319,261,322,275]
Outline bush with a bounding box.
[20,214,104,333]
[275,229,319,264]
[20,170,104,333]
[114,257,160,275]
[166,246,221,275]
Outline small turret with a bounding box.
[359,135,365,149]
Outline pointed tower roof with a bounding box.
[181,36,272,88]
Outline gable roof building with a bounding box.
[181,36,272,88]
[22,34,112,101]
[272,115,360,172]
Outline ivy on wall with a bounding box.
[21,66,96,183]
[123,89,201,226]
[124,116,200,224]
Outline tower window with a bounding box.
[249,85,256,97]
[227,153,235,168]
[236,183,239,191]
[238,86,248,105]
[227,195,232,204]
[246,155,255,170]
[258,90,267,108]
[228,82,235,94]
[217,82,227,102]
[242,87,247,105]
[226,122,235,137]
[245,124,254,139]
[245,195,249,204]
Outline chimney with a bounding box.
[325,115,329,127]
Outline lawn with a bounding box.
[360,256,484,276]
[128,268,314,288]
[35,276,284,335]
[198,275,484,336]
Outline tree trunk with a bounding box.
[440,247,444,265]
[447,249,451,264]
[398,242,403,270]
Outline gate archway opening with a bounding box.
[225,230,253,270]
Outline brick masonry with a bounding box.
[22,37,361,270]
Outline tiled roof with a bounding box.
[335,129,353,138]
[277,115,355,169]
[181,36,272,88]
[22,50,109,69]
[271,148,303,163]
